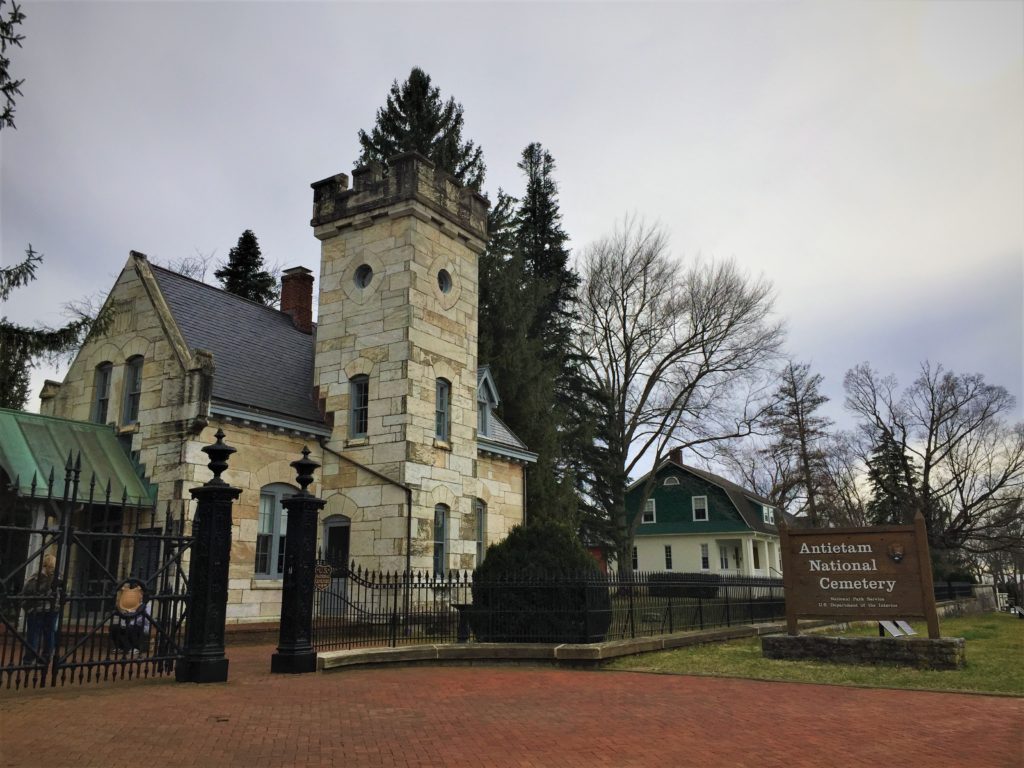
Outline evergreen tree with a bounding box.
[1,0,25,131]
[357,67,485,190]
[1,247,111,410]
[479,144,592,527]
[865,431,918,525]
[214,230,277,305]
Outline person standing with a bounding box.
[21,554,59,663]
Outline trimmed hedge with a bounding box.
[469,522,612,643]
[648,571,720,599]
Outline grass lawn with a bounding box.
[604,611,1024,695]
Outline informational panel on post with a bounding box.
[777,512,940,638]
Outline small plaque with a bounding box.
[313,564,333,592]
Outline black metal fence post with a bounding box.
[271,447,326,674]
[176,429,241,684]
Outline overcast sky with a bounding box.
[3,0,1022,429]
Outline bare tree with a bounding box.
[844,361,1024,565]
[576,216,783,571]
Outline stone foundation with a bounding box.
[761,634,965,670]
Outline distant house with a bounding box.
[626,449,783,577]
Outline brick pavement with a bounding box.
[1,645,1021,768]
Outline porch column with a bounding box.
[743,537,756,577]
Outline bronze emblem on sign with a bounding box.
[313,564,333,592]
[887,543,905,563]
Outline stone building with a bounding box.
[38,152,535,624]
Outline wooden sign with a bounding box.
[313,564,333,592]
[778,511,940,638]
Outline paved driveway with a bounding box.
[1,645,1020,767]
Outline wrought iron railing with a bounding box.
[312,563,785,651]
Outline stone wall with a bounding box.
[761,634,966,670]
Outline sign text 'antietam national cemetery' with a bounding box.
[778,511,940,638]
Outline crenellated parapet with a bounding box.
[310,151,488,243]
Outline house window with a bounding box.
[663,476,679,486]
[664,545,673,571]
[478,400,489,436]
[475,498,487,566]
[752,543,761,570]
[255,483,292,578]
[641,499,656,524]
[435,379,451,441]
[92,363,112,423]
[692,496,708,522]
[349,375,369,437]
[763,505,775,524]
[433,504,448,576]
[631,546,638,571]
[700,543,710,570]
[719,546,729,570]
[122,356,143,424]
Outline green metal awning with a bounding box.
[0,408,155,504]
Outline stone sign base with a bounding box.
[762,634,965,670]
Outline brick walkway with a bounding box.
[1,645,1021,768]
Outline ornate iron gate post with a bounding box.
[271,447,326,674]
[176,429,241,684]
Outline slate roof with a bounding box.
[149,265,325,429]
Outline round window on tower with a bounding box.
[354,264,373,289]
[437,269,452,294]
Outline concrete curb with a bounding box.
[317,620,835,672]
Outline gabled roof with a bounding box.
[0,408,155,503]
[149,264,325,430]
[631,458,780,535]
[476,366,499,405]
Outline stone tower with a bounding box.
[310,152,489,572]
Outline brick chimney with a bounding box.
[280,266,314,334]
[669,446,684,465]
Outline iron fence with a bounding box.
[0,455,193,690]
[933,581,975,602]
[312,563,785,651]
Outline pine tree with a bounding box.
[1,247,111,410]
[1,0,25,131]
[357,67,485,190]
[478,144,591,527]
[865,432,918,525]
[214,230,277,305]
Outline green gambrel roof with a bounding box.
[0,408,155,503]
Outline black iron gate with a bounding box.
[0,454,192,690]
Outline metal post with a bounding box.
[272,447,327,674]
[176,429,241,684]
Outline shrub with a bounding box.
[648,571,720,599]
[469,522,612,643]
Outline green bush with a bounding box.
[648,572,721,599]
[469,522,612,643]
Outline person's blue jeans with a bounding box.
[25,611,57,663]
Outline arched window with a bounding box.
[122,356,144,424]
[255,483,294,578]
[663,476,679,486]
[435,378,451,441]
[433,504,449,577]
[92,362,112,424]
[349,375,369,438]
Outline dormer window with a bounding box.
[478,400,489,436]
[763,506,775,525]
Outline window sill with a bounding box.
[117,423,140,435]
[250,578,283,589]
[346,437,369,448]
[433,438,451,451]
